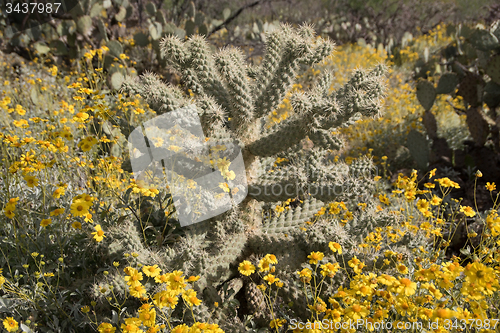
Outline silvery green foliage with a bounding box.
[116,23,388,327]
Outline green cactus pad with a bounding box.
[76,15,93,36]
[487,55,500,85]
[49,40,68,56]
[416,79,436,111]
[149,22,162,40]
[133,32,148,46]
[185,19,196,37]
[466,107,492,146]
[198,24,208,36]
[349,156,375,177]
[115,6,127,22]
[110,72,125,90]
[89,2,103,18]
[34,42,50,55]
[106,40,123,58]
[436,73,458,94]
[30,87,39,105]
[484,81,500,109]
[248,166,306,202]
[406,129,429,170]
[457,72,483,107]
[157,11,168,28]
[469,29,499,52]
[188,1,196,18]
[195,12,205,26]
[145,2,156,16]
[492,21,500,40]
[97,18,108,42]
[422,110,438,140]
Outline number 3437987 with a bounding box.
[437,319,499,330]
[4,2,62,14]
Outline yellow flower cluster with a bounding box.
[70,193,94,217]
[3,197,19,219]
[128,179,159,198]
[78,136,99,152]
[486,211,500,238]
[289,251,500,332]
[314,201,354,225]
[95,265,221,333]
[236,164,500,332]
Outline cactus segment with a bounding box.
[416,79,436,111]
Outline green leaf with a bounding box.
[460,246,470,256]
[0,297,15,312]
[102,121,113,135]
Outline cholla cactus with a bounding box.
[117,23,387,326]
